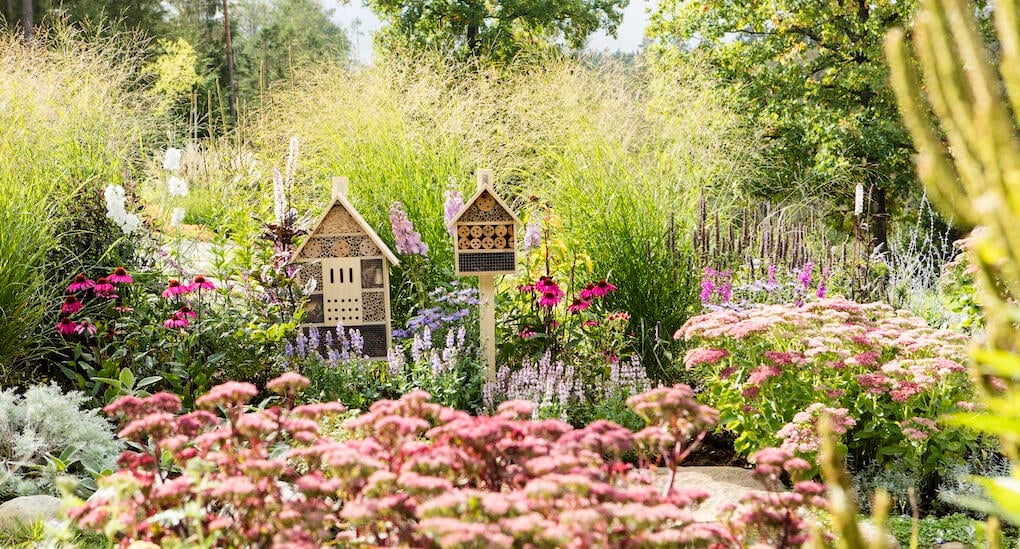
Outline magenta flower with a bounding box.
[66,274,94,293]
[534,276,563,296]
[56,316,76,336]
[92,277,118,299]
[798,261,814,291]
[189,274,215,292]
[163,312,189,329]
[61,295,82,315]
[177,305,197,319]
[517,284,535,293]
[518,327,535,339]
[538,291,562,308]
[582,320,599,328]
[579,283,596,300]
[162,279,190,298]
[700,267,716,302]
[590,280,617,298]
[389,202,428,257]
[108,266,133,285]
[766,264,778,289]
[75,321,97,336]
[567,298,590,314]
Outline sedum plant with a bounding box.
[886,0,1020,527]
[0,383,121,498]
[679,297,987,506]
[69,375,827,547]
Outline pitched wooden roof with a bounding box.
[293,190,400,266]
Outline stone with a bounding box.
[0,495,62,531]
[655,466,772,522]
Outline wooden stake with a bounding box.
[477,169,497,379]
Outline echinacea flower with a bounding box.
[538,291,562,308]
[177,305,197,319]
[108,267,133,285]
[519,327,536,339]
[61,295,82,315]
[67,274,94,293]
[189,275,215,292]
[75,321,97,336]
[590,280,617,298]
[92,277,118,298]
[162,279,190,298]
[56,316,76,336]
[535,276,562,296]
[163,312,189,329]
[579,283,596,300]
[567,298,590,313]
[582,320,599,328]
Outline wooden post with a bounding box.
[477,169,497,379]
[332,176,349,200]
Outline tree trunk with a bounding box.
[222,0,237,127]
[466,23,479,55]
[871,185,889,254]
[4,0,14,31]
[20,0,31,40]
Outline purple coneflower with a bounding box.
[108,266,133,285]
[162,279,189,298]
[92,277,118,299]
[163,312,189,329]
[75,321,97,336]
[67,274,94,293]
[178,305,197,319]
[538,291,561,308]
[590,280,617,298]
[189,274,215,292]
[61,295,82,315]
[567,298,590,314]
[56,316,76,336]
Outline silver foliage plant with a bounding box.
[0,384,121,498]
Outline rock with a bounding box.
[939,543,968,549]
[655,466,772,522]
[0,495,62,531]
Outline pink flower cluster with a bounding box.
[388,201,428,257]
[776,403,856,455]
[70,378,825,547]
[57,268,136,336]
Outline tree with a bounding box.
[647,1,989,250]
[367,0,628,60]
[234,0,349,98]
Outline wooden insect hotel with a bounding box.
[451,170,521,276]
[450,169,521,376]
[292,177,398,360]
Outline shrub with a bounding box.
[69,376,826,547]
[0,384,121,498]
[678,297,988,506]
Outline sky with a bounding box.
[321,0,655,64]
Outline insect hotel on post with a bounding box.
[449,169,521,377]
[292,177,398,360]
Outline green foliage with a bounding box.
[368,0,627,60]
[0,28,164,384]
[887,513,1009,548]
[0,384,121,499]
[144,37,205,116]
[647,0,972,247]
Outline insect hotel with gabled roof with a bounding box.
[451,170,522,276]
[450,169,522,377]
[292,177,398,360]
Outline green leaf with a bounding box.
[137,376,162,388]
[119,368,135,388]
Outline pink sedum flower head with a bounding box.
[267,372,311,395]
[108,266,133,285]
[67,274,94,293]
[683,347,730,368]
[61,295,82,315]
[162,279,190,298]
[189,274,215,292]
[389,202,429,256]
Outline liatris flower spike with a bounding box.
[67,274,94,293]
[108,267,133,285]
[389,202,428,256]
[162,279,189,298]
